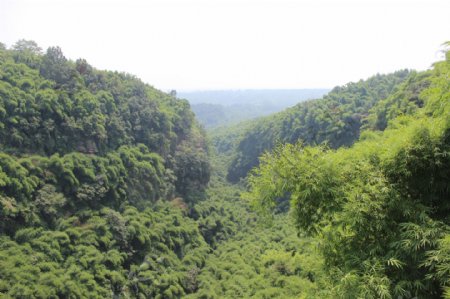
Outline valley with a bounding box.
[0,41,449,298]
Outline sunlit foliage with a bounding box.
[245,49,450,298]
[227,70,411,182]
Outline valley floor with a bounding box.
[185,176,330,298]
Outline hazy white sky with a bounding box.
[0,0,449,91]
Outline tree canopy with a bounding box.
[0,41,212,298]
[226,70,411,182]
[0,39,448,298]
[244,47,450,298]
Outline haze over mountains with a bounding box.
[179,89,329,128]
[0,38,449,298]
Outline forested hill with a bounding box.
[0,40,210,202]
[225,70,411,182]
[192,47,449,298]
[244,46,450,298]
[0,39,449,299]
[0,41,211,297]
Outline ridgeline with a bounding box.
[0,40,449,298]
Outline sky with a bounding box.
[0,0,449,91]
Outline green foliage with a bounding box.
[0,42,210,200]
[190,179,252,248]
[245,52,450,298]
[0,203,211,298]
[1,39,449,298]
[244,144,344,235]
[0,40,212,298]
[0,145,186,234]
[226,70,411,182]
[186,216,330,299]
[364,70,431,131]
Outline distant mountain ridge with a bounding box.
[179,89,329,106]
[215,71,412,182]
[179,89,330,128]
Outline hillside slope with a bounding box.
[0,41,210,202]
[0,40,448,299]
[225,70,411,182]
[245,46,450,298]
[0,41,211,298]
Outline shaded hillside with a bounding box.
[225,70,411,182]
[0,39,448,299]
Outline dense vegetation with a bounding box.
[245,46,450,298]
[0,40,210,203]
[0,39,448,299]
[0,40,326,299]
[188,215,328,299]
[0,40,211,298]
[226,70,411,182]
